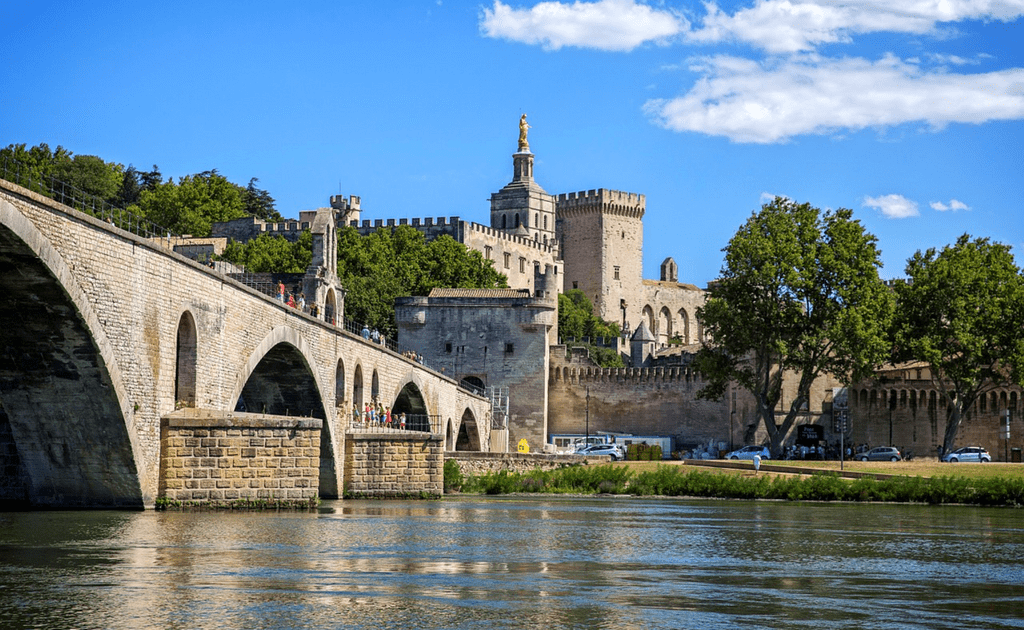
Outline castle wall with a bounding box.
[547,352,749,451]
[848,379,1023,460]
[463,222,558,294]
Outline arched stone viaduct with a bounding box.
[0,179,491,508]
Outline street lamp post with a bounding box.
[585,386,590,446]
[1004,409,1011,463]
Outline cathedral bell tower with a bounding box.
[489,114,557,249]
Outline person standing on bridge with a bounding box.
[277,281,286,302]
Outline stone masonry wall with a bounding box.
[448,452,597,478]
[159,412,321,504]
[344,432,443,497]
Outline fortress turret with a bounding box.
[555,188,645,327]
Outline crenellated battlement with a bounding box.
[348,215,461,229]
[211,215,312,243]
[556,188,645,209]
[550,364,703,385]
[467,222,557,254]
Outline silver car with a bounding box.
[942,446,991,463]
[857,446,902,462]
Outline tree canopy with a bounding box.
[557,289,624,368]
[336,226,507,337]
[693,197,893,456]
[1,143,277,238]
[219,230,313,273]
[892,234,1024,454]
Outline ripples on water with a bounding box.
[0,499,1021,630]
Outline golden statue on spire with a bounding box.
[518,113,530,152]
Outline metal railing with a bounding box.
[0,154,180,246]
[341,411,441,434]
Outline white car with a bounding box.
[577,444,624,460]
[942,446,991,463]
[724,445,770,460]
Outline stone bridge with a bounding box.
[0,179,493,508]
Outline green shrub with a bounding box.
[443,459,464,492]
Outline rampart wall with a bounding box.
[848,382,1024,460]
[547,355,748,450]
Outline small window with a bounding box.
[505,343,514,354]
[519,257,526,273]
[504,253,511,269]
[484,246,492,260]
[614,266,620,280]
[445,342,452,353]
[572,281,578,289]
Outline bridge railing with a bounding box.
[341,411,441,435]
[0,154,180,246]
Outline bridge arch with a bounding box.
[175,310,198,408]
[391,377,430,432]
[335,358,346,411]
[0,198,148,507]
[231,326,328,418]
[353,363,365,411]
[455,408,481,451]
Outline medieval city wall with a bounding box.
[547,353,746,451]
[848,380,1024,460]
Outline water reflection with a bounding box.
[0,499,1022,629]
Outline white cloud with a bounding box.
[864,194,920,218]
[643,54,1024,143]
[687,1,1024,54]
[479,0,686,52]
[930,198,971,210]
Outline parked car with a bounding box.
[942,446,991,463]
[724,445,770,461]
[576,444,623,460]
[857,446,902,462]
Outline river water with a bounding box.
[0,498,1021,630]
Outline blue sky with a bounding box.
[2,0,1022,286]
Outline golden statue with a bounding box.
[518,113,530,152]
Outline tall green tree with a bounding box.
[693,197,893,456]
[134,170,248,236]
[242,177,282,221]
[892,234,1024,455]
[220,231,312,273]
[335,226,507,337]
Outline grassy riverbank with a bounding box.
[444,459,1024,507]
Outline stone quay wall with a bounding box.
[344,432,443,497]
[448,452,594,477]
[159,412,322,505]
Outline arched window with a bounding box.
[502,214,507,229]
[514,213,520,228]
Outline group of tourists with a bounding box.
[277,281,306,311]
[352,401,406,430]
[361,325,386,346]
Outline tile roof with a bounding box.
[427,288,532,299]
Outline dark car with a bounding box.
[857,446,902,462]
